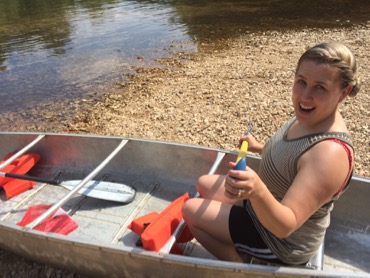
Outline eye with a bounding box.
[296,79,306,85]
[315,84,326,91]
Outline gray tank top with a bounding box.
[246,117,353,264]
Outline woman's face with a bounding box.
[292,60,349,129]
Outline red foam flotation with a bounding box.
[0,153,40,185]
[3,180,35,200]
[17,204,78,235]
[128,211,194,242]
[0,153,17,185]
[140,192,189,251]
[0,153,40,198]
[128,212,160,235]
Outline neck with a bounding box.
[289,112,346,139]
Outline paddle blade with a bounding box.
[60,180,136,203]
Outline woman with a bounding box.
[182,42,360,265]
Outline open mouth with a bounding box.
[299,103,315,112]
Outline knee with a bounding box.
[182,199,198,225]
[196,175,210,195]
[182,199,193,221]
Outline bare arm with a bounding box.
[226,140,352,238]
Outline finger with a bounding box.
[225,175,240,188]
[238,137,248,148]
[224,188,236,199]
[230,166,250,178]
[226,184,244,198]
[224,186,240,198]
[229,169,245,179]
[224,180,238,196]
[229,161,237,168]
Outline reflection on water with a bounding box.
[0,0,194,113]
[0,0,370,114]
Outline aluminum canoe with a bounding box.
[0,132,369,277]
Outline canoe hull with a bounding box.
[0,132,369,277]
[0,222,342,278]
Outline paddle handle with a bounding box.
[1,172,60,185]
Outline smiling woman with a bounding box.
[182,42,359,266]
[292,43,359,132]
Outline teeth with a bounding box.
[300,103,314,110]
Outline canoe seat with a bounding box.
[247,241,325,270]
[305,241,324,270]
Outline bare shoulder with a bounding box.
[283,138,353,224]
[298,139,352,192]
[301,139,352,167]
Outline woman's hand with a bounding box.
[238,133,264,155]
[224,162,265,199]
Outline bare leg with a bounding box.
[182,198,242,262]
[196,174,242,206]
[182,174,242,261]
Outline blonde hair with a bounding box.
[296,42,360,97]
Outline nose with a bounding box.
[299,87,314,100]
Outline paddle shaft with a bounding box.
[0,172,60,185]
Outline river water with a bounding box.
[0,0,369,115]
[0,0,197,113]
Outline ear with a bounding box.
[339,85,352,102]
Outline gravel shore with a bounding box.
[1,24,369,277]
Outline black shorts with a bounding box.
[229,202,281,263]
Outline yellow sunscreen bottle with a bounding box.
[234,141,248,170]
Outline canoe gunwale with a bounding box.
[0,221,363,278]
